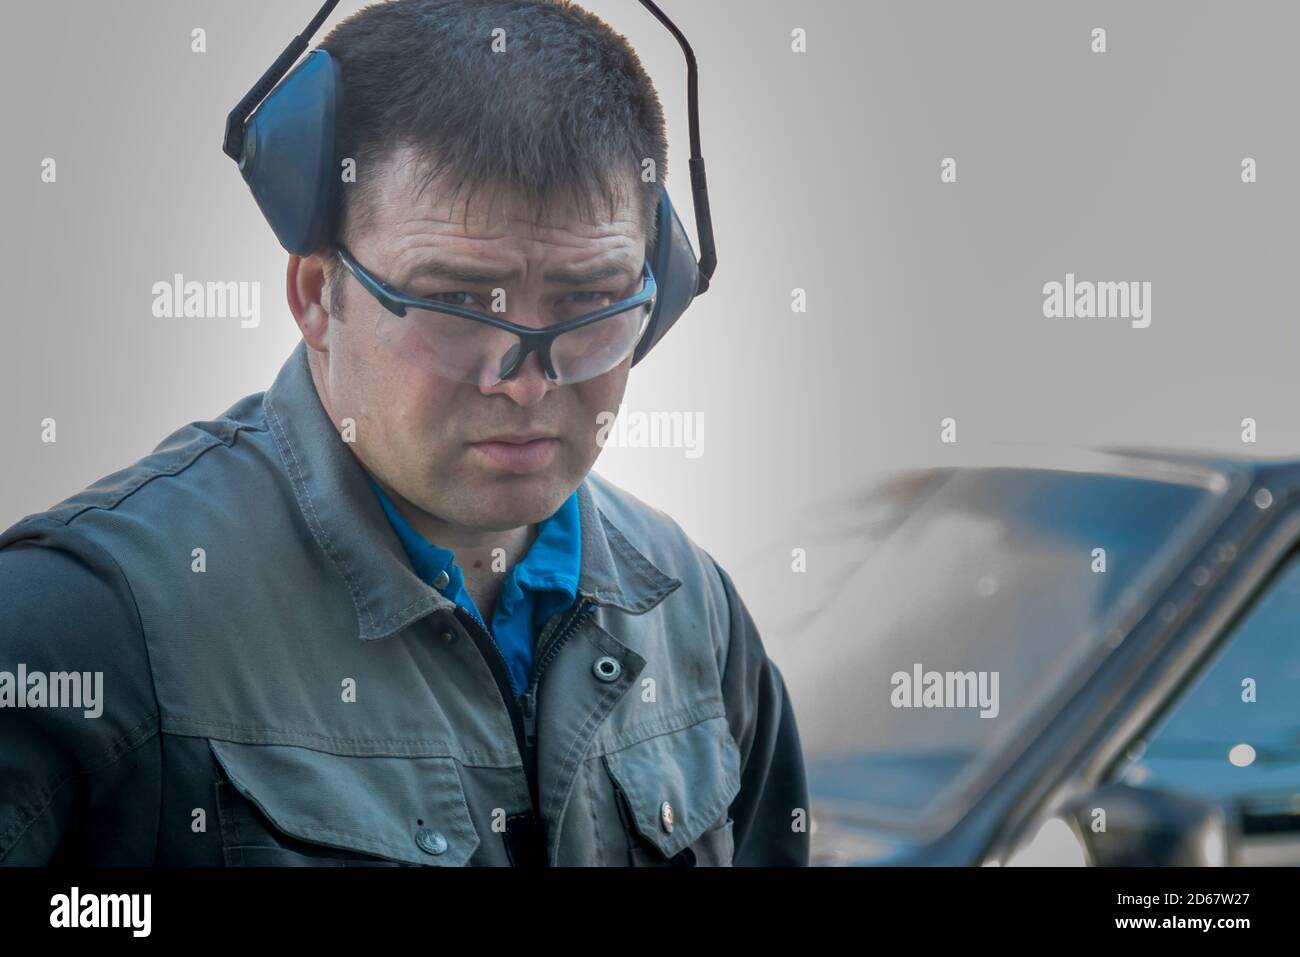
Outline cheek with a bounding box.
[574,367,630,444]
[337,347,444,444]
[327,311,454,460]
[387,373,454,433]
[595,359,632,409]
[325,311,381,403]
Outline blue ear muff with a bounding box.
[236,49,341,257]
[632,189,699,366]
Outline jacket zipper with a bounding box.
[522,596,595,748]
[450,597,594,824]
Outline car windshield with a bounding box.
[786,459,1236,833]
[1109,547,1300,802]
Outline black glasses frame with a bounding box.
[333,241,659,381]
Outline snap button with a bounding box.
[415,827,448,855]
[660,801,674,833]
[439,629,456,643]
[433,569,451,590]
[592,656,621,682]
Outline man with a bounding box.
[0,0,808,866]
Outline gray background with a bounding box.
[3,0,1299,673]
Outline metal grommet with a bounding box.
[415,827,448,855]
[433,569,451,590]
[660,801,674,833]
[592,656,621,682]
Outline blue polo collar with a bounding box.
[362,471,581,625]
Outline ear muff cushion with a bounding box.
[240,50,340,257]
[632,190,699,366]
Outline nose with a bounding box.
[478,345,559,406]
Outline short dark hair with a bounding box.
[317,0,669,309]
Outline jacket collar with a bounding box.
[262,340,681,641]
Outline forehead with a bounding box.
[357,146,645,259]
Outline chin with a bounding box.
[470,476,571,528]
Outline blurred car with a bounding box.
[775,447,1300,865]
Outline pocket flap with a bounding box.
[209,740,480,867]
[603,716,742,860]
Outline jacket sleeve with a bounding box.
[712,558,811,866]
[0,521,162,865]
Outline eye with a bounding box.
[425,291,488,311]
[568,291,616,305]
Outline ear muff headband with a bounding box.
[223,0,716,367]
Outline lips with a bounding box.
[469,435,560,473]
[474,432,557,444]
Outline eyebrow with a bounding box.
[396,259,639,288]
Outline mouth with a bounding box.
[474,432,558,444]
[468,435,560,473]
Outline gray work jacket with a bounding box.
[0,340,809,866]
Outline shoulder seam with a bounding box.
[54,421,265,529]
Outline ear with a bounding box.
[287,253,331,352]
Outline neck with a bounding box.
[369,471,537,565]
[372,471,537,624]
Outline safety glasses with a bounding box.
[333,242,658,387]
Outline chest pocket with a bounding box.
[602,715,742,866]
[210,740,480,867]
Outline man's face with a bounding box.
[306,146,646,533]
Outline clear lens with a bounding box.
[549,302,654,383]
[373,305,515,384]
[373,297,654,387]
